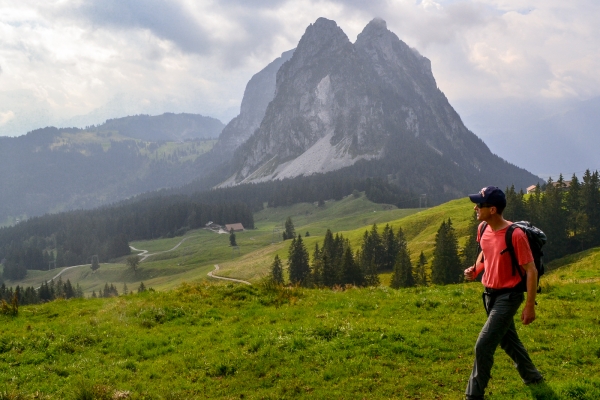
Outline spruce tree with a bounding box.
[341,246,363,286]
[364,255,380,286]
[390,227,414,288]
[270,255,284,285]
[311,243,323,287]
[415,251,428,286]
[284,217,296,241]
[229,229,237,247]
[288,235,310,286]
[381,224,399,272]
[431,219,462,284]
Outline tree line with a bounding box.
[0,194,254,281]
[271,223,425,289]
[272,169,600,289]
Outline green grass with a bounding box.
[5,194,424,295]
[1,195,599,398]
[3,195,469,296]
[0,256,598,399]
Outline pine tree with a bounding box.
[341,246,363,286]
[90,255,100,272]
[415,251,428,286]
[123,283,129,295]
[431,219,462,284]
[284,217,295,241]
[381,224,399,272]
[270,255,284,285]
[311,243,323,287]
[540,175,569,260]
[288,235,310,286]
[390,227,414,288]
[229,229,237,247]
[126,255,140,275]
[364,255,380,286]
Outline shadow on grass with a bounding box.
[528,382,559,400]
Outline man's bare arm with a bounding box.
[464,251,484,281]
[521,261,537,325]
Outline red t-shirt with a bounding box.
[478,221,534,289]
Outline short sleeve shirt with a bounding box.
[477,221,534,289]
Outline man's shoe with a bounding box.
[526,376,544,386]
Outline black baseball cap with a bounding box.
[468,186,506,208]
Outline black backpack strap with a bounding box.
[502,224,524,278]
[476,222,488,263]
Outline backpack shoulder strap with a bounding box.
[503,224,524,277]
[476,222,488,263]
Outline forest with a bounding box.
[0,195,254,280]
[276,170,600,290]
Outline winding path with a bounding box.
[131,236,251,285]
[207,264,251,285]
[130,235,197,262]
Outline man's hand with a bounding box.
[464,266,477,281]
[521,261,538,325]
[521,303,536,325]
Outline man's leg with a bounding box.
[500,293,543,384]
[465,293,522,399]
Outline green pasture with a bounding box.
[0,250,598,399]
[5,194,476,295]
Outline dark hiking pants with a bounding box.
[465,291,542,399]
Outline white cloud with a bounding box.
[0,0,598,137]
[0,110,14,126]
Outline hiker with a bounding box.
[463,186,543,399]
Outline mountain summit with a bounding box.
[217,18,538,196]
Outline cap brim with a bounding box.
[468,193,484,203]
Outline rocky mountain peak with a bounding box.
[288,17,352,67]
[215,17,538,195]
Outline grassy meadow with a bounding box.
[1,194,599,399]
[1,257,599,399]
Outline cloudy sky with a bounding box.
[1,0,599,166]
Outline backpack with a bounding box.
[478,221,547,292]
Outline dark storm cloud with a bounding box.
[62,0,212,55]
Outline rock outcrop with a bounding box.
[217,17,539,194]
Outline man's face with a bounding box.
[474,203,495,221]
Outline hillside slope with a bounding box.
[0,114,222,224]
[0,247,598,398]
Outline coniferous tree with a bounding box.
[288,235,310,286]
[364,255,380,286]
[381,224,399,272]
[360,224,384,274]
[270,255,284,285]
[415,251,428,286]
[431,219,462,284]
[341,246,364,286]
[126,255,140,275]
[390,227,414,288]
[311,243,323,287]
[504,185,526,222]
[90,255,100,272]
[284,217,296,241]
[123,283,129,295]
[229,229,237,247]
[581,170,600,246]
[138,282,147,293]
[540,176,568,260]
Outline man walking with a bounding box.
[464,186,543,399]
